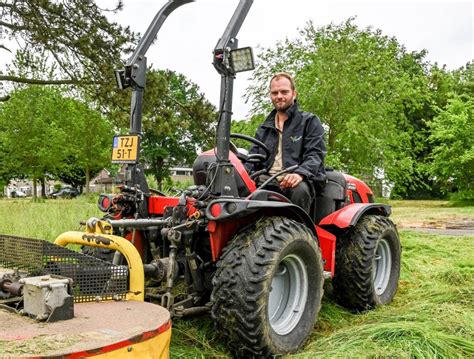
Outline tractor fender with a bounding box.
[206,198,317,237]
[319,203,391,230]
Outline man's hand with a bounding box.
[280,173,304,189]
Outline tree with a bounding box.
[0,86,69,198]
[0,0,135,104]
[0,85,113,197]
[60,99,113,194]
[139,70,217,187]
[231,114,265,149]
[427,95,473,198]
[246,19,432,194]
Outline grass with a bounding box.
[0,196,101,241]
[0,199,473,358]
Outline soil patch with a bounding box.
[398,218,474,236]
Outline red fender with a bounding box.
[319,203,391,229]
[315,225,336,276]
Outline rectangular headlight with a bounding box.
[230,47,255,73]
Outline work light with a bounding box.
[229,47,255,73]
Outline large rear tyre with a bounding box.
[211,217,324,357]
[332,215,401,311]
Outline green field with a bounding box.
[1,199,473,358]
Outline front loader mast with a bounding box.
[114,0,194,197]
[211,0,253,198]
[114,0,254,200]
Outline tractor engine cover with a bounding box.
[20,275,74,322]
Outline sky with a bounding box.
[103,0,473,119]
[2,0,471,118]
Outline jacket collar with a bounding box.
[262,100,299,129]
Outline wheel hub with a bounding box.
[268,254,308,335]
[373,238,392,296]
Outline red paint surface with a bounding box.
[148,196,180,215]
[343,174,373,203]
[316,225,336,276]
[63,320,172,358]
[319,203,368,228]
[208,220,246,261]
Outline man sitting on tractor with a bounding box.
[247,72,326,213]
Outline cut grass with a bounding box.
[0,199,473,358]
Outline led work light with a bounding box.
[229,47,255,73]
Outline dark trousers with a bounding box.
[263,178,313,213]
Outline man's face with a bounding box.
[270,77,296,112]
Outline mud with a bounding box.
[397,219,474,236]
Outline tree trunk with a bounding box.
[85,166,90,195]
[154,157,164,190]
[40,178,46,198]
[32,178,37,201]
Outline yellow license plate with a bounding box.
[111,135,140,163]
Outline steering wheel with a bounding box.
[229,133,270,164]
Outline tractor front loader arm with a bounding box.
[113,0,194,198]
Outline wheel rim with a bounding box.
[373,238,392,296]
[268,254,308,335]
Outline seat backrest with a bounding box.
[313,169,347,224]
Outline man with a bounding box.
[247,72,326,213]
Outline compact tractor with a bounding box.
[1,0,401,357]
[90,0,402,356]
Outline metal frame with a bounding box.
[116,0,254,200]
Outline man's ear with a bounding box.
[293,90,298,102]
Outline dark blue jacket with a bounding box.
[248,101,326,183]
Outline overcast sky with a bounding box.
[3,0,469,119]
[105,0,472,118]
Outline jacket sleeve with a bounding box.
[294,115,326,180]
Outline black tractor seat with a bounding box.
[313,168,347,224]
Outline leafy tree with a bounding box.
[139,70,217,187]
[0,86,69,198]
[246,19,432,194]
[0,85,113,197]
[60,99,113,194]
[427,95,473,198]
[0,0,135,104]
[231,114,265,148]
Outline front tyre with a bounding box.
[211,217,324,357]
[333,215,401,311]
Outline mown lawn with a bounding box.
[1,199,473,358]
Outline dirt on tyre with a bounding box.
[211,216,324,357]
[332,215,401,311]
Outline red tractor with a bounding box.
[94,0,401,356]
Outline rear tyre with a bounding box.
[211,217,324,357]
[332,215,401,311]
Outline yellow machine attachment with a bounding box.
[55,218,145,301]
[0,219,171,358]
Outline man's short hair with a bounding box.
[269,72,296,90]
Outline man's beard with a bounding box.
[276,101,293,112]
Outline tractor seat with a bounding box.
[313,168,347,224]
